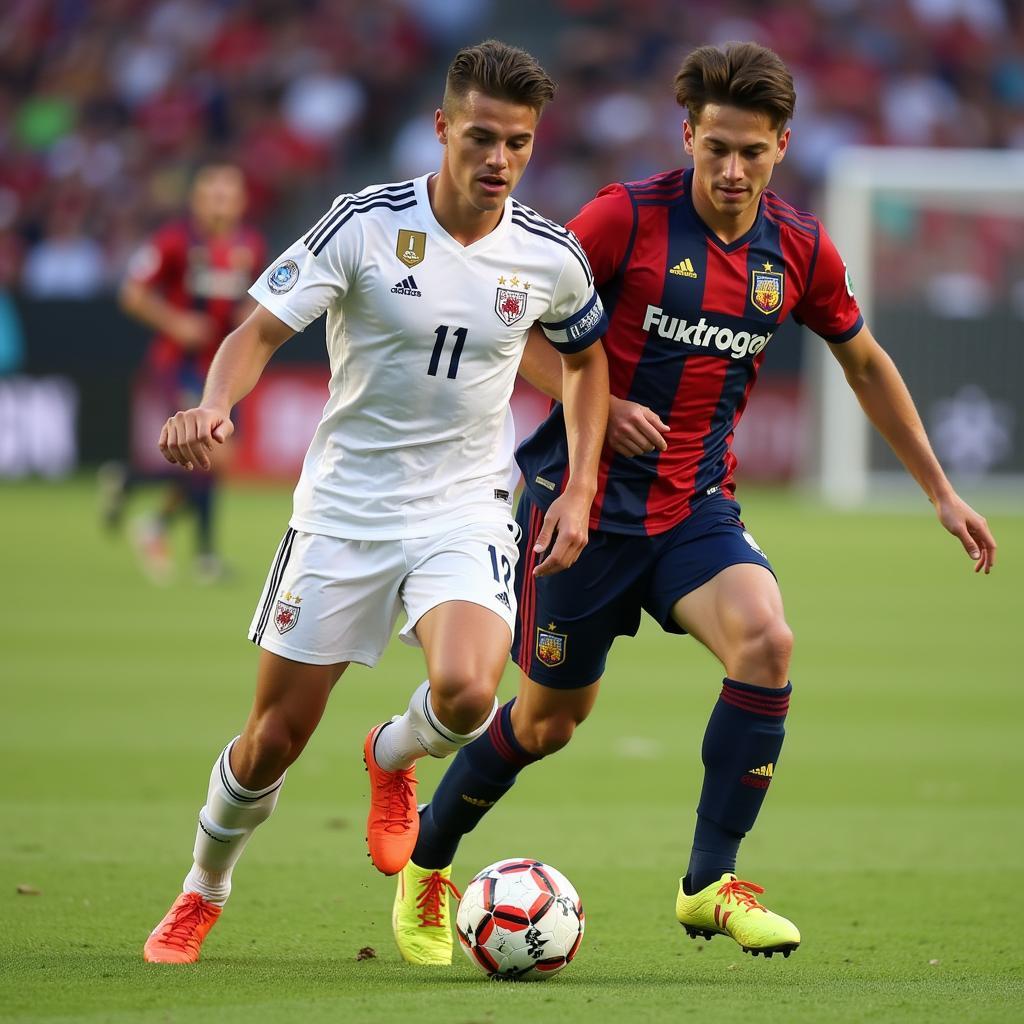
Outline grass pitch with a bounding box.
[1,478,1022,1023]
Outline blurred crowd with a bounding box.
[1,0,1022,300]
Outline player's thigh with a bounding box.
[670,563,787,663]
[413,598,512,712]
[514,491,648,690]
[643,496,778,639]
[246,649,350,737]
[401,518,520,673]
[248,527,407,668]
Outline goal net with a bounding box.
[806,147,1024,506]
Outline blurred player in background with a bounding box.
[104,163,265,583]
[142,40,609,965]
[399,41,997,965]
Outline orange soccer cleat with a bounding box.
[143,891,222,964]
[363,724,419,876]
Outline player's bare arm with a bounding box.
[159,305,293,472]
[119,278,216,352]
[532,340,609,577]
[830,326,996,573]
[520,326,668,458]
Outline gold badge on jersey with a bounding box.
[751,262,783,315]
[396,229,426,268]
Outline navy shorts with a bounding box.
[146,361,205,414]
[511,491,776,689]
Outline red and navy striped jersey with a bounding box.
[126,220,266,374]
[517,167,863,536]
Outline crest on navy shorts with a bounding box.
[396,229,426,268]
[751,264,783,315]
[536,622,566,667]
[495,286,528,326]
[267,260,299,294]
[274,597,301,634]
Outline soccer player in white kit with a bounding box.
[145,40,610,964]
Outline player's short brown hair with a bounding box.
[674,42,795,132]
[443,40,556,117]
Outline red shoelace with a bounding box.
[155,894,218,952]
[717,878,769,914]
[416,872,462,928]
[375,768,416,834]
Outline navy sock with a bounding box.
[187,477,216,555]
[685,677,791,894]
[413,700,540,870]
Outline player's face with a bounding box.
[191,167,247,233]
[684,104,789,233]
[436,91,538,214]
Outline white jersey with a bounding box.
[249,174,606,539]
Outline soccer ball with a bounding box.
[456,858,584,981]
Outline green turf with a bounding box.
[1,478,1022,1023]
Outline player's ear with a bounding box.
[774,127,791,164]
[682,119,695,157]
[435,108,448,146]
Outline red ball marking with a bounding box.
[472,944,500,974]
[492,904,530,931]
[527,893,554,923]
[477,915,495,943]
[530,866,556,893]
[497,860,539,875]
[535,956,567,971]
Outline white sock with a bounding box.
[373,680,497,770]
[183,737,285,907]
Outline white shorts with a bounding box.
[247,518,521,667]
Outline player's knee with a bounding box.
[740,617,793,681]
[517,713,580,756]
[239,713,308,783]
[430,676,497,736]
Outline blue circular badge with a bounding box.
[267,259,299,294]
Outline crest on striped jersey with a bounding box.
[751,264,783,315]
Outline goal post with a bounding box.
[806,147,1024,506]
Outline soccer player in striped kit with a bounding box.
[397,41,997,964]
[112,164,266,583]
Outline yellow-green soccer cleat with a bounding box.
[392,861,462,966]
[675,873,800,958]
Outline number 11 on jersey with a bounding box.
[427,325,467,379]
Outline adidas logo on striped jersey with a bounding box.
[391,275,421,297]
[669,257,698,278]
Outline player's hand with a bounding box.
[172,311,217,350]
[935,493,996,574]
[532,484,593,577]
[607,396,669,457]
[158,405,234,472]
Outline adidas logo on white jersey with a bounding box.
[391,275,421,297]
